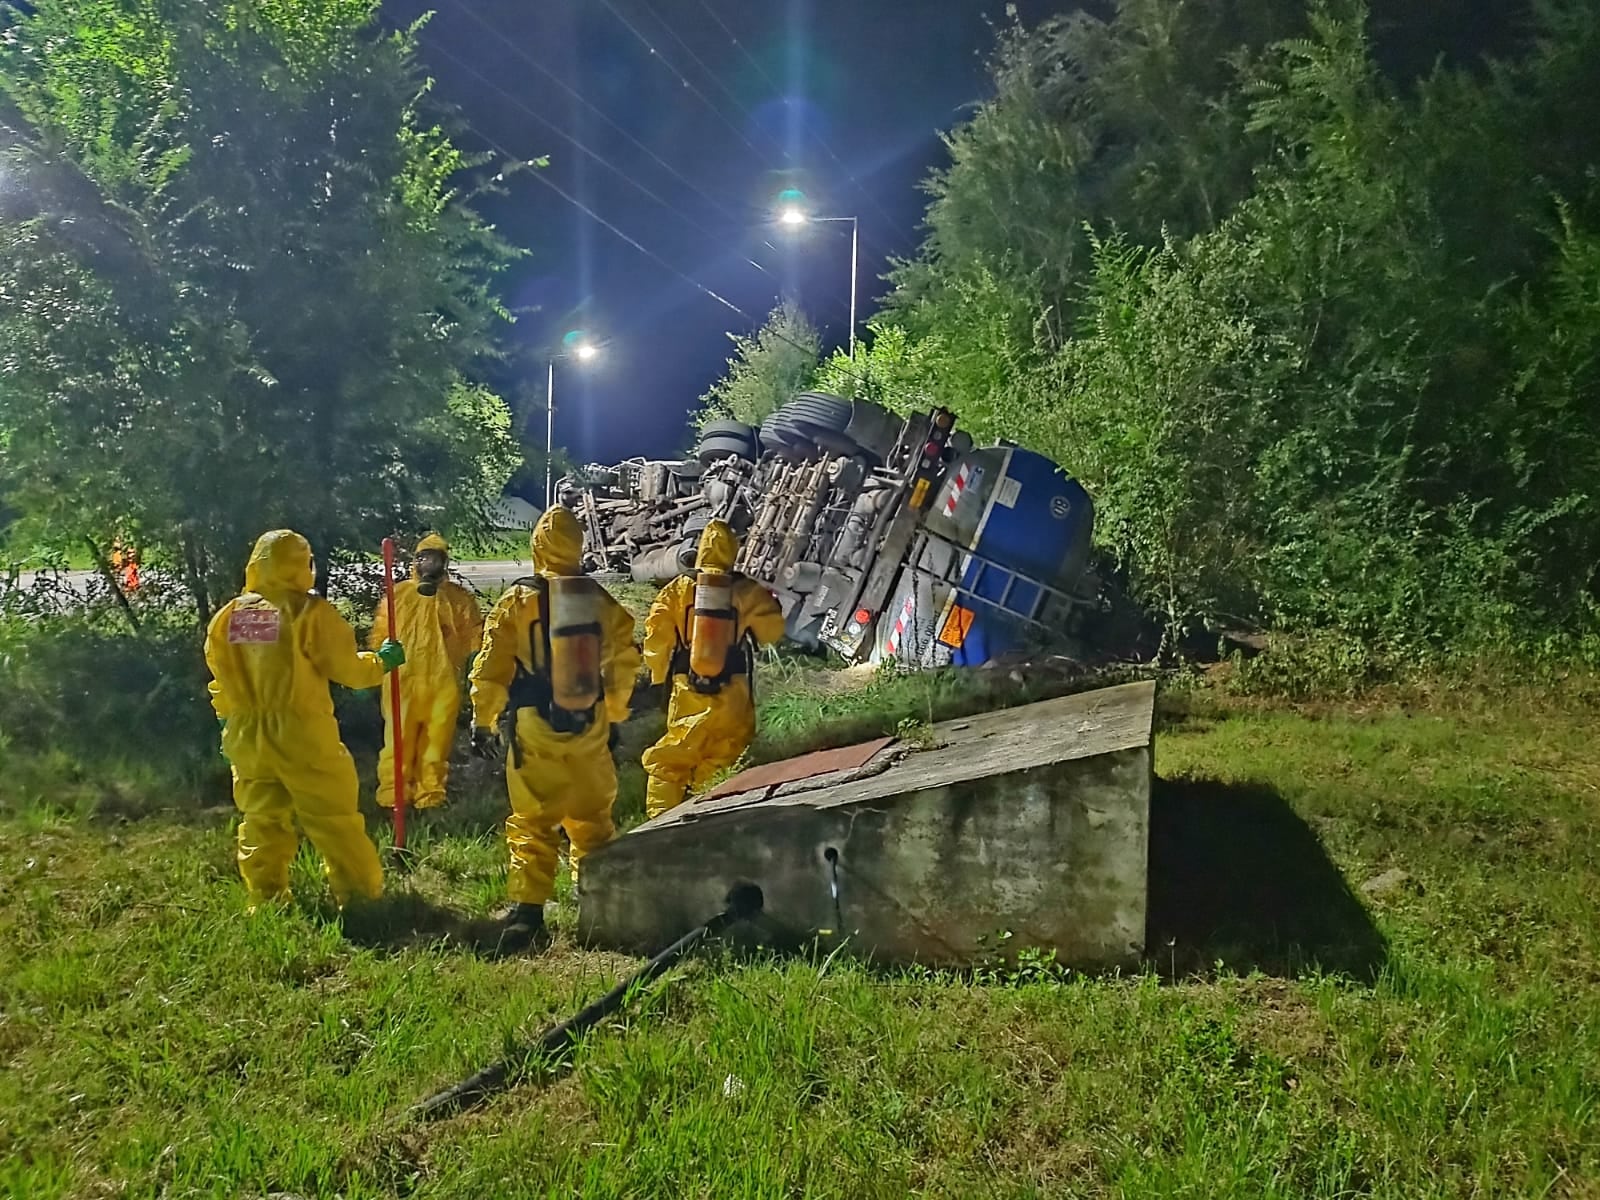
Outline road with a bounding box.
[9,561,538,600]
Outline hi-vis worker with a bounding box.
[369,533,482,811]
[205,530,405,909]
[641,520,785,819]
[469,507,639,953]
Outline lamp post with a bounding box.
[778,205,860,361]
[545,340,599,510]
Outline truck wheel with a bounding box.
[699,419,759,443]
[698,435,758,465]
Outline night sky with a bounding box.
[380,0,1059,471]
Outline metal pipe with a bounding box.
[545,359,555,511]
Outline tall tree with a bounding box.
[881,0,1303,430]
[0,0,523,615]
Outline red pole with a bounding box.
[382,537,407,852]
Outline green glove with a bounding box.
[376,639,406,672]
[218,717,231,765]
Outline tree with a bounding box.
[882,0,1303,428]
[1037,3,1600,653]
[692,301,820,431]
[879,0,1600,660]
[0,0,523,617]
[813,324,946,415]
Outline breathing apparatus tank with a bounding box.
[547,576,603,713]
[689,570,737,680]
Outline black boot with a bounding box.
[496,903,552,956]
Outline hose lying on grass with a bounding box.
[413,882,766,1120]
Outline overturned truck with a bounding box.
[558,393,1115,667]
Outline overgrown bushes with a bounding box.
[854,0,1600,666]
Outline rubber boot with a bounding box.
[496,902,552,956]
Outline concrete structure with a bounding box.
[579,680,1156,968]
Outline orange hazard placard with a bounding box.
[938,604,975,648]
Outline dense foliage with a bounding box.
[0,0,523,617]
[869,0,1600,662]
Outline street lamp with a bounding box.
[776,206,860,360]
[546,338,600,510]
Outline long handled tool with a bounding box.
[381,537,408,853]
[413,883,765,1120]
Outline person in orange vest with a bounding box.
[109,540,140,592]
[369,533,483,811]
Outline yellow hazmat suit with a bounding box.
[641,521,786,819]
[470,508,640,906]
[370,533,483,810]
[205,530,389,907]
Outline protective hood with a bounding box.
[530,507,583,577]
[413,531,450,581]
[243,530,314,596]
[695,520,738,572]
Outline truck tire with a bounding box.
[760,418,813,460]
[699,419,759,443]
[783,392,853,430]
[783,417,860,458]
[698,435,757,465]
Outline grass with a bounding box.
[3,636,1600,1196]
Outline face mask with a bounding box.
[415,552,447,596]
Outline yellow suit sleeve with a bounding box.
[306,600,386,691]
[203,605,235,719]
[601,593,642,725]
[470,587,527,730]
[642,577,689,685]
[736,578,787,647]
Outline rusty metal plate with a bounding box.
[702,737,894,801]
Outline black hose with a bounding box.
[413,883,765,1121]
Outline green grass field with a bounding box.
[3,658,1599,1197]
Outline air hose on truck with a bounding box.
[413,883,766,1120]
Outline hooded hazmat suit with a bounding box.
[205,530,389,907]
[641,520,786,819]
[370,533,482,810]
[470,508,640,906]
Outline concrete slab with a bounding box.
[580,680,1156,968]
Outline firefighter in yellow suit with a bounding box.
[641,520,786,819]
[205,530,405,909]
[369,533,483,811]
[469,507,639,953]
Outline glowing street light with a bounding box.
[546,332,601,509]
[774,196,860,360]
